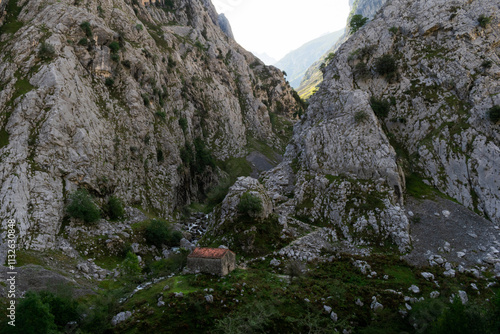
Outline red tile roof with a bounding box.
[188,247,233,259]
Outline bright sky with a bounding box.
[212,0,351,62]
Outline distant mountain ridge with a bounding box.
[274,29,344,89]
[297,0,390,99]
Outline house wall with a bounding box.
[186,257,222,275]
[220,252,236,276]
[186,252,236,276]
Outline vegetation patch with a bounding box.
[478,15,492,28]
[488,105,500,124]
[374,54,398,80]
[144,219,183,248]
[350,14,369,33]
[66,189,101,224]
[369,96,392,119]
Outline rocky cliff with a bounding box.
[297,0,389,98]
[0,0,302,250]
[209,0,500,258]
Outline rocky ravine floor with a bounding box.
[404,196,500,276]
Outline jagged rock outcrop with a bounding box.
[217,13,233,39]
[255,0,499,255]
[0,0,301,250]
[329,0,500,222]
[297,0,389,98]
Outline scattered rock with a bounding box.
[205,295,214,303]
[270,258,281,267]
[370,297,383,312]
[430,291,440,299]
[330,312,338,322]
[111,311,132,326]
[408,285,420,294]
[421,272,434,281]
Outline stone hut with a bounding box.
[186,248,236,276]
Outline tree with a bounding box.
[38,42,55,61]
[145,219,182,248]
[66,189,100,223]
[16,292,57,334]
[374,54,398,79]
[121,251,142,282]
[237,192,263,217]
[350,15,368,33]
[106,195,125,220]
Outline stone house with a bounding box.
[186,248,236,276]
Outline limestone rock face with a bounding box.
[298,0,390,98]
[217,13,234,39]
[256,0,500,254]
[325,0,500,222]
[0,0,301,249]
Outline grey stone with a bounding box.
[409,285,420,294]
[430,291,440,299]
[421,272,434,281]
[111,311,132,326]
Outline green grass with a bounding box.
[384,265,419,286]
[0,0,24,38]
[405,173,436,199]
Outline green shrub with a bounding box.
[38,291,79,330]
[488,105,500,123]
[354,110,369,123]
[350,14,368,33]
[353,62,370,79]
[16,292,57,334]
[369,96,392,119]
[106,195,125,220]
[136,24,143,31]
[38,42,55,61]
[155,110,166,120]
[389,26,399,34]
[374,54,398,78]
[78,37,88,46]
[142,93,150,106]
[428,297,489,334]
[478,15,492,28]
[80,21,92,38]
[145,219,182,248]
[157,148,164,163]
[481,60,493,68]
[194,137,215,173]
[109,41,120,53]
[105,77,114,86]
[121,59,131,68]
[110,53,119,62]
[66,189,100,223]
[121,251,142,281]
[148,250,189,276]
[178,117,188,132]
[237,192,263,216]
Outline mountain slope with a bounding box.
[297,0,389,99]
[0,0,302,250]
[274,29,344,88]
[209,0,500,260]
